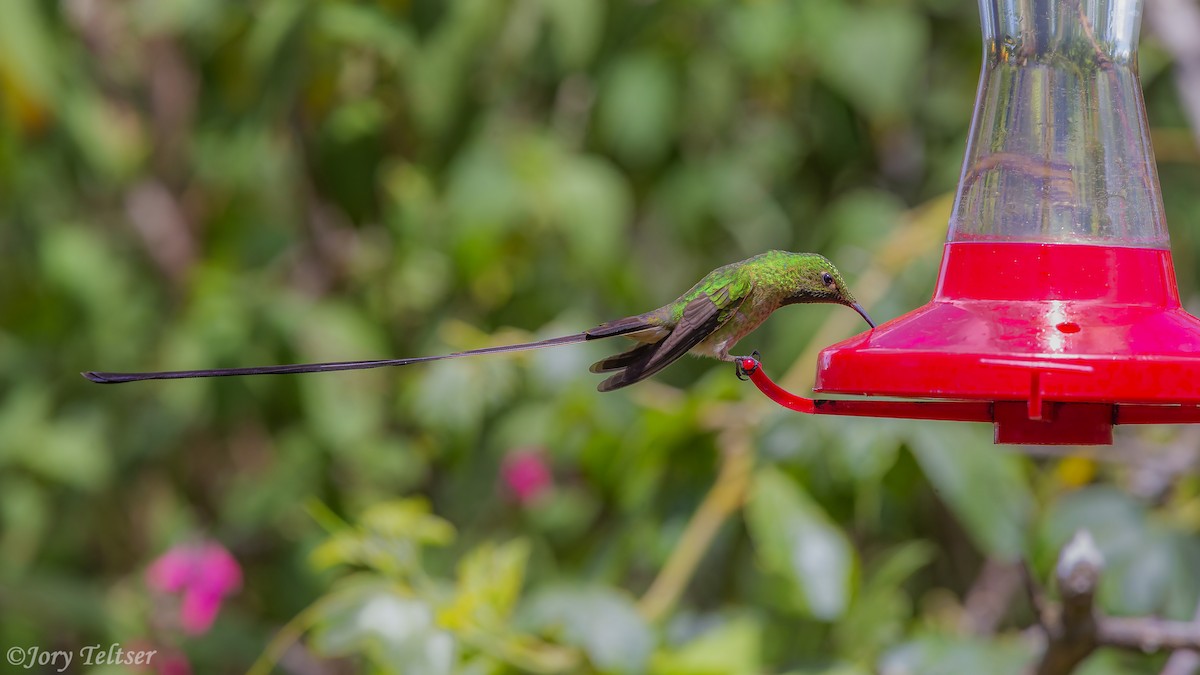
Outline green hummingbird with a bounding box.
[83,251,873,391]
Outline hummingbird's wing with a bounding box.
[586,314,660,339]
[596,285,752,392]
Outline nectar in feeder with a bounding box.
[744,0,1200,445]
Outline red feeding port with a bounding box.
[746,0,1200,444]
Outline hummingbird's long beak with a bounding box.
[850,302,875,328]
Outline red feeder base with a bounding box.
[748,241,1200,445]
[740,359,1200,445]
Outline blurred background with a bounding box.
[3,0,1200,673]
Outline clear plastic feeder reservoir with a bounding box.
[744,0,1200,444]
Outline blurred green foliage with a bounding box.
[3,0,1200,673]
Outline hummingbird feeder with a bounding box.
[742,0,1200,444]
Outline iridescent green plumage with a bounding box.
[83,251,872,390]
[587,251,871,390]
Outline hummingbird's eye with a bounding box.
[822,272,835,288]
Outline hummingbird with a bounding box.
[83,251,873,391]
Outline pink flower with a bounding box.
[501,449,552,504]
[146,541,242,635]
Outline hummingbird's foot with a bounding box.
[734,350,762,381]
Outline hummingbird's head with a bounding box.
[783,255,875,328]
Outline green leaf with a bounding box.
[651,614,763,675]
[1039,487,1200,617]
[362,499,456,547]
[540,0,604,69]
[310,499,455,574]
[682,52,736,139]
[821,189,909,252]
[1073,649,1150,675]
[244,0,311,75]
[406,345,521,434]
[598,52,678,166]
[311,582,456,675]
[0,386,111,491]
[907,424,1034,558]
[131,0,225,35]
[823,416,906,485]
[0,477,47,575]
[808,5,930,121]
[316,3,415,66]
[548,155,632,272]
[520,586,653,674]
[293,302,389,447]
[445,134,527,236]
[879,632,1034,675]
[324,98,389,144]
[441,540,531,630]
[222,431,324,529]
[745,466,857,620]
[784,665,871,675]
[726,0,796,72]
[525,486,602,540]
[405,0,505,138]
[834,541,934,663]
[41,224,129,317]
[710,161,793,254]
[0,0,58,111]
[310,531,370,571]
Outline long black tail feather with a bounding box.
[596,348,662,392]
[589,342,657,374]
[82,334,590,383]
[83,316,662,384]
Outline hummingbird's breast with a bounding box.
[691,294,779,359]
